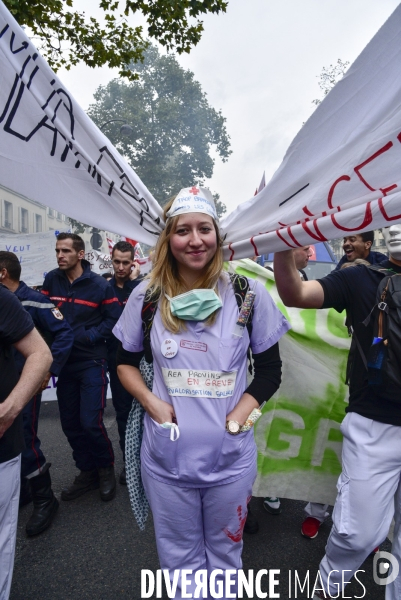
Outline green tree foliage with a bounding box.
[4,0,227,79]
[87,45,231,206]
[312,59,350,106]
[67,218,89,234]
[213,193,226,218]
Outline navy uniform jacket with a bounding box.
[42,260,120,363]
[14,281,74,376]
[109,275,142,307]
[107,275,142,369]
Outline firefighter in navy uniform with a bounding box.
[108,241,142,484]
[0,251,74,536]
[42,233,120,501]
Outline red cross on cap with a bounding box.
[188,186,200,195]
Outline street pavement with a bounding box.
[11,401,389,600]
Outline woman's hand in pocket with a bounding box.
[146,396,176,425]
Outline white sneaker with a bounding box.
[263,496,282,515]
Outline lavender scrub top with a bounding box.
[113,273,290,487]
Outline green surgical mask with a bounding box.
[166,289,222,321]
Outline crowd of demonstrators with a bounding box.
[0,252,73,537]
[2,210,401,600]
[274,223,401,600]
[0,234,144,600]
[42,233,121,502]
[107,241,142,484]
[113,188,290,598]
[0,285,52,599]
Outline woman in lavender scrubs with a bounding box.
[113,187,289,599]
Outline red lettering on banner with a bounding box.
[381,184,398,196]
[250,236,259,255]
[303,206,314,217]
[287,227,303,247]
[330,202,373,232]
[277,219,303,229]
[378,198,401,222]
[354,142,397,194]
[275,229,296,248]
[327,175,351,209]
[397,132,401,143]
[228,242,234,260]
[301,220,327,242]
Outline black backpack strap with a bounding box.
[141,287,161,364]
[345,265,393,382]
[361,266,394,329]
[366,264,395,276]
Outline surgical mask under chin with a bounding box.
[165,289,222,321]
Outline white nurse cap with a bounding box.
[166,186,218,222]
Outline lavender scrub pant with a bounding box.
[142,463,257,600]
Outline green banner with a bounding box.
[228,259,350,505]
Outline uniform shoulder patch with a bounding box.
[51,307,64,320]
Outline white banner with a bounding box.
[0,229,69,286]
[85,249,152,276]
[1,1,401,260]
[219,4,401,259]
[85,249,113,275]
[0,2,163,247]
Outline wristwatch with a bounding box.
[226,420,241,435]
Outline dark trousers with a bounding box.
[21,393,46,478]
[57,359,114,471]
[108,366,133,461]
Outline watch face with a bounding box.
[228,421,240,434]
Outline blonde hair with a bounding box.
[147,197,224,333]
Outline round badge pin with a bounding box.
[161,338,178,359]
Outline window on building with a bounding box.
[48,208,55,217]
[57,211,62,220]
[21,208,29,233]
[4,200,13,229]
[35,214,42,232]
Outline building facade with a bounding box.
[0,184,119,254]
